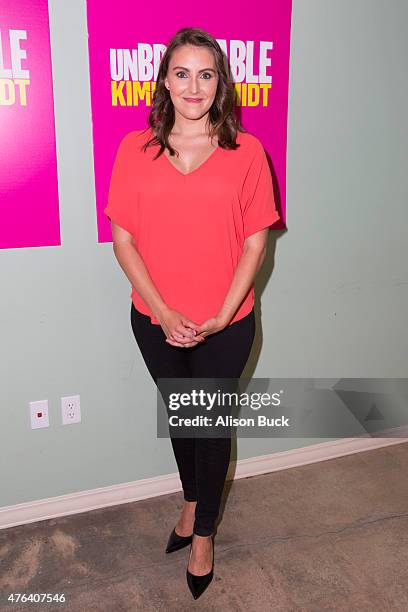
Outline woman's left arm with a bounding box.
[194,228,269,338]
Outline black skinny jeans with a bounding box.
[130,303,256,536]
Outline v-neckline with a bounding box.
[162,143,221,177]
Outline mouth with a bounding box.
[183,98,203,103]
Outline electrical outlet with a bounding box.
[61,395,81,425]
[29,400,49,429]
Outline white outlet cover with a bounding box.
[30,400,49,429]
[61,395,81,425]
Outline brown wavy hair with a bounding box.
[140,27,246,159]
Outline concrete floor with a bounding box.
[1,442,408,611]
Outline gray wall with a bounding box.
[1,0,407,508]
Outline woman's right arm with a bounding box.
[110,222,204,346]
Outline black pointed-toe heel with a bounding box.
[165,527,193,554]
[186,534,214,600]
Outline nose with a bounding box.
[188,76,200,95]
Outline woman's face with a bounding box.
[164,44,219,123]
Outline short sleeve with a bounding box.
[104,132,135,235]
[241,138,280,238]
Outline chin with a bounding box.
[178,107,208,119]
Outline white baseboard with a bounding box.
[1,430,407,530]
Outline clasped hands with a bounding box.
[157,306,231,348]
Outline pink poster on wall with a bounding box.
[86,0,292,243]
[0,0,60,249]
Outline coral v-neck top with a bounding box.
[104,127,280,326]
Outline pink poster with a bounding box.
[86,0,292,243]
[0,0,60,249]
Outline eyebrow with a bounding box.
[172,66,216,73]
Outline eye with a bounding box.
[174,71,214,79]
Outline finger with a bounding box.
[182,319,199,331]
[194,324,209,335]
[166,338,200,348]
[183,339,202,347]
[194,331,207,340]
[175,324,195,337]
[166,338,185,347]
[181,336,205,346]
[193,334,206,342]
[171,331,197,343]
[171,331,189,341]
[175,338,197,346]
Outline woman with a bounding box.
[104,27,280,600]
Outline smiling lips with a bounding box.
[183,98,203,103]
